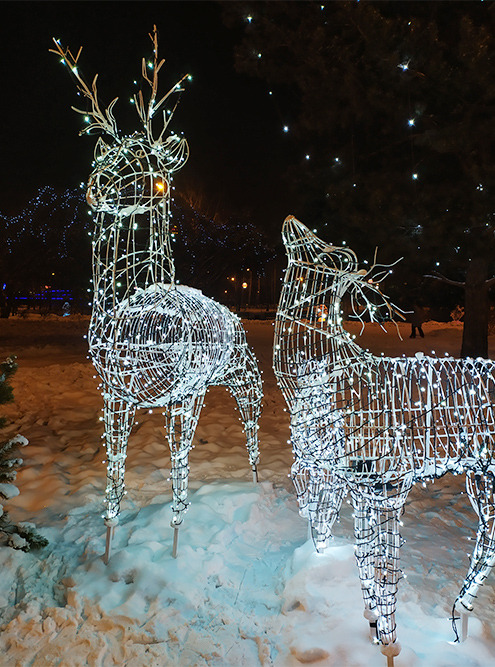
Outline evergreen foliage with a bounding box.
[0,357,48,551]
[0,356,16,428]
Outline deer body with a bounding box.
[274,216,495,652]
[52,30,262,552]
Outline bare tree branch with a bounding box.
[426,270,495,289]
[424,271,465,288]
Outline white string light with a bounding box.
[51,27,263,559]
[273,216,495,656]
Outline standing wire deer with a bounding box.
[51,28,262,561]
[273,216,495,661]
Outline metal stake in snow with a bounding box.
[172,523,180,559]
[51,27,262,563]
[273,215,495,654]
[103,516,118,565]
[461,612,469,643]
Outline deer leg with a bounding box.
[223,348,263,482]
[291,460,343,549]
[351,492,379,640]
[372,505,403,658]
[290,455,338,546]
[166,392,205,557]
[291,458,312,519]
[456,469,495,617]
[102,395,136,563]
[289,416,345,549]
[309,469,346,551]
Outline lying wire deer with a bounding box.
[273,216,495,660]
[51,27,262,561]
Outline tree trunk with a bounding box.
[461,256,490,359]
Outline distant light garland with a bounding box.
[1,186,88,261]
[51,26,263,560]
[273,216,495,657]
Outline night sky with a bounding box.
[0,1,295,234]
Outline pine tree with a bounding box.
[224,1,495,356]
[0,357,48,551]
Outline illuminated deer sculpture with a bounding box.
[274,216,495,660]
[51,28,262,561]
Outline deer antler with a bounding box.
[134,25,190,146]
[345,250,407,334]
[50,39,120,139]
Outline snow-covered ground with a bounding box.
[0,315,494,667]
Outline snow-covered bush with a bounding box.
[0,357,48,551]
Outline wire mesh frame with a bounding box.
[87,141,263,527]
[52,31,263,534]
[273,216,495,649]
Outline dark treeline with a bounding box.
[0,186,280,316]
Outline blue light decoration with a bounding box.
[1,186,87,256]
[51,26,263,562]
[273,216,495,660]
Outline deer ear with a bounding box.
[94,137,110,161]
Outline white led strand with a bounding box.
[52,27,263,561]
[274,216,495,657]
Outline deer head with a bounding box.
[50,26,189,217]
[85,133,187,216]
[281,216,404,328]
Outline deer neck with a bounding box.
[91,206,175,317]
